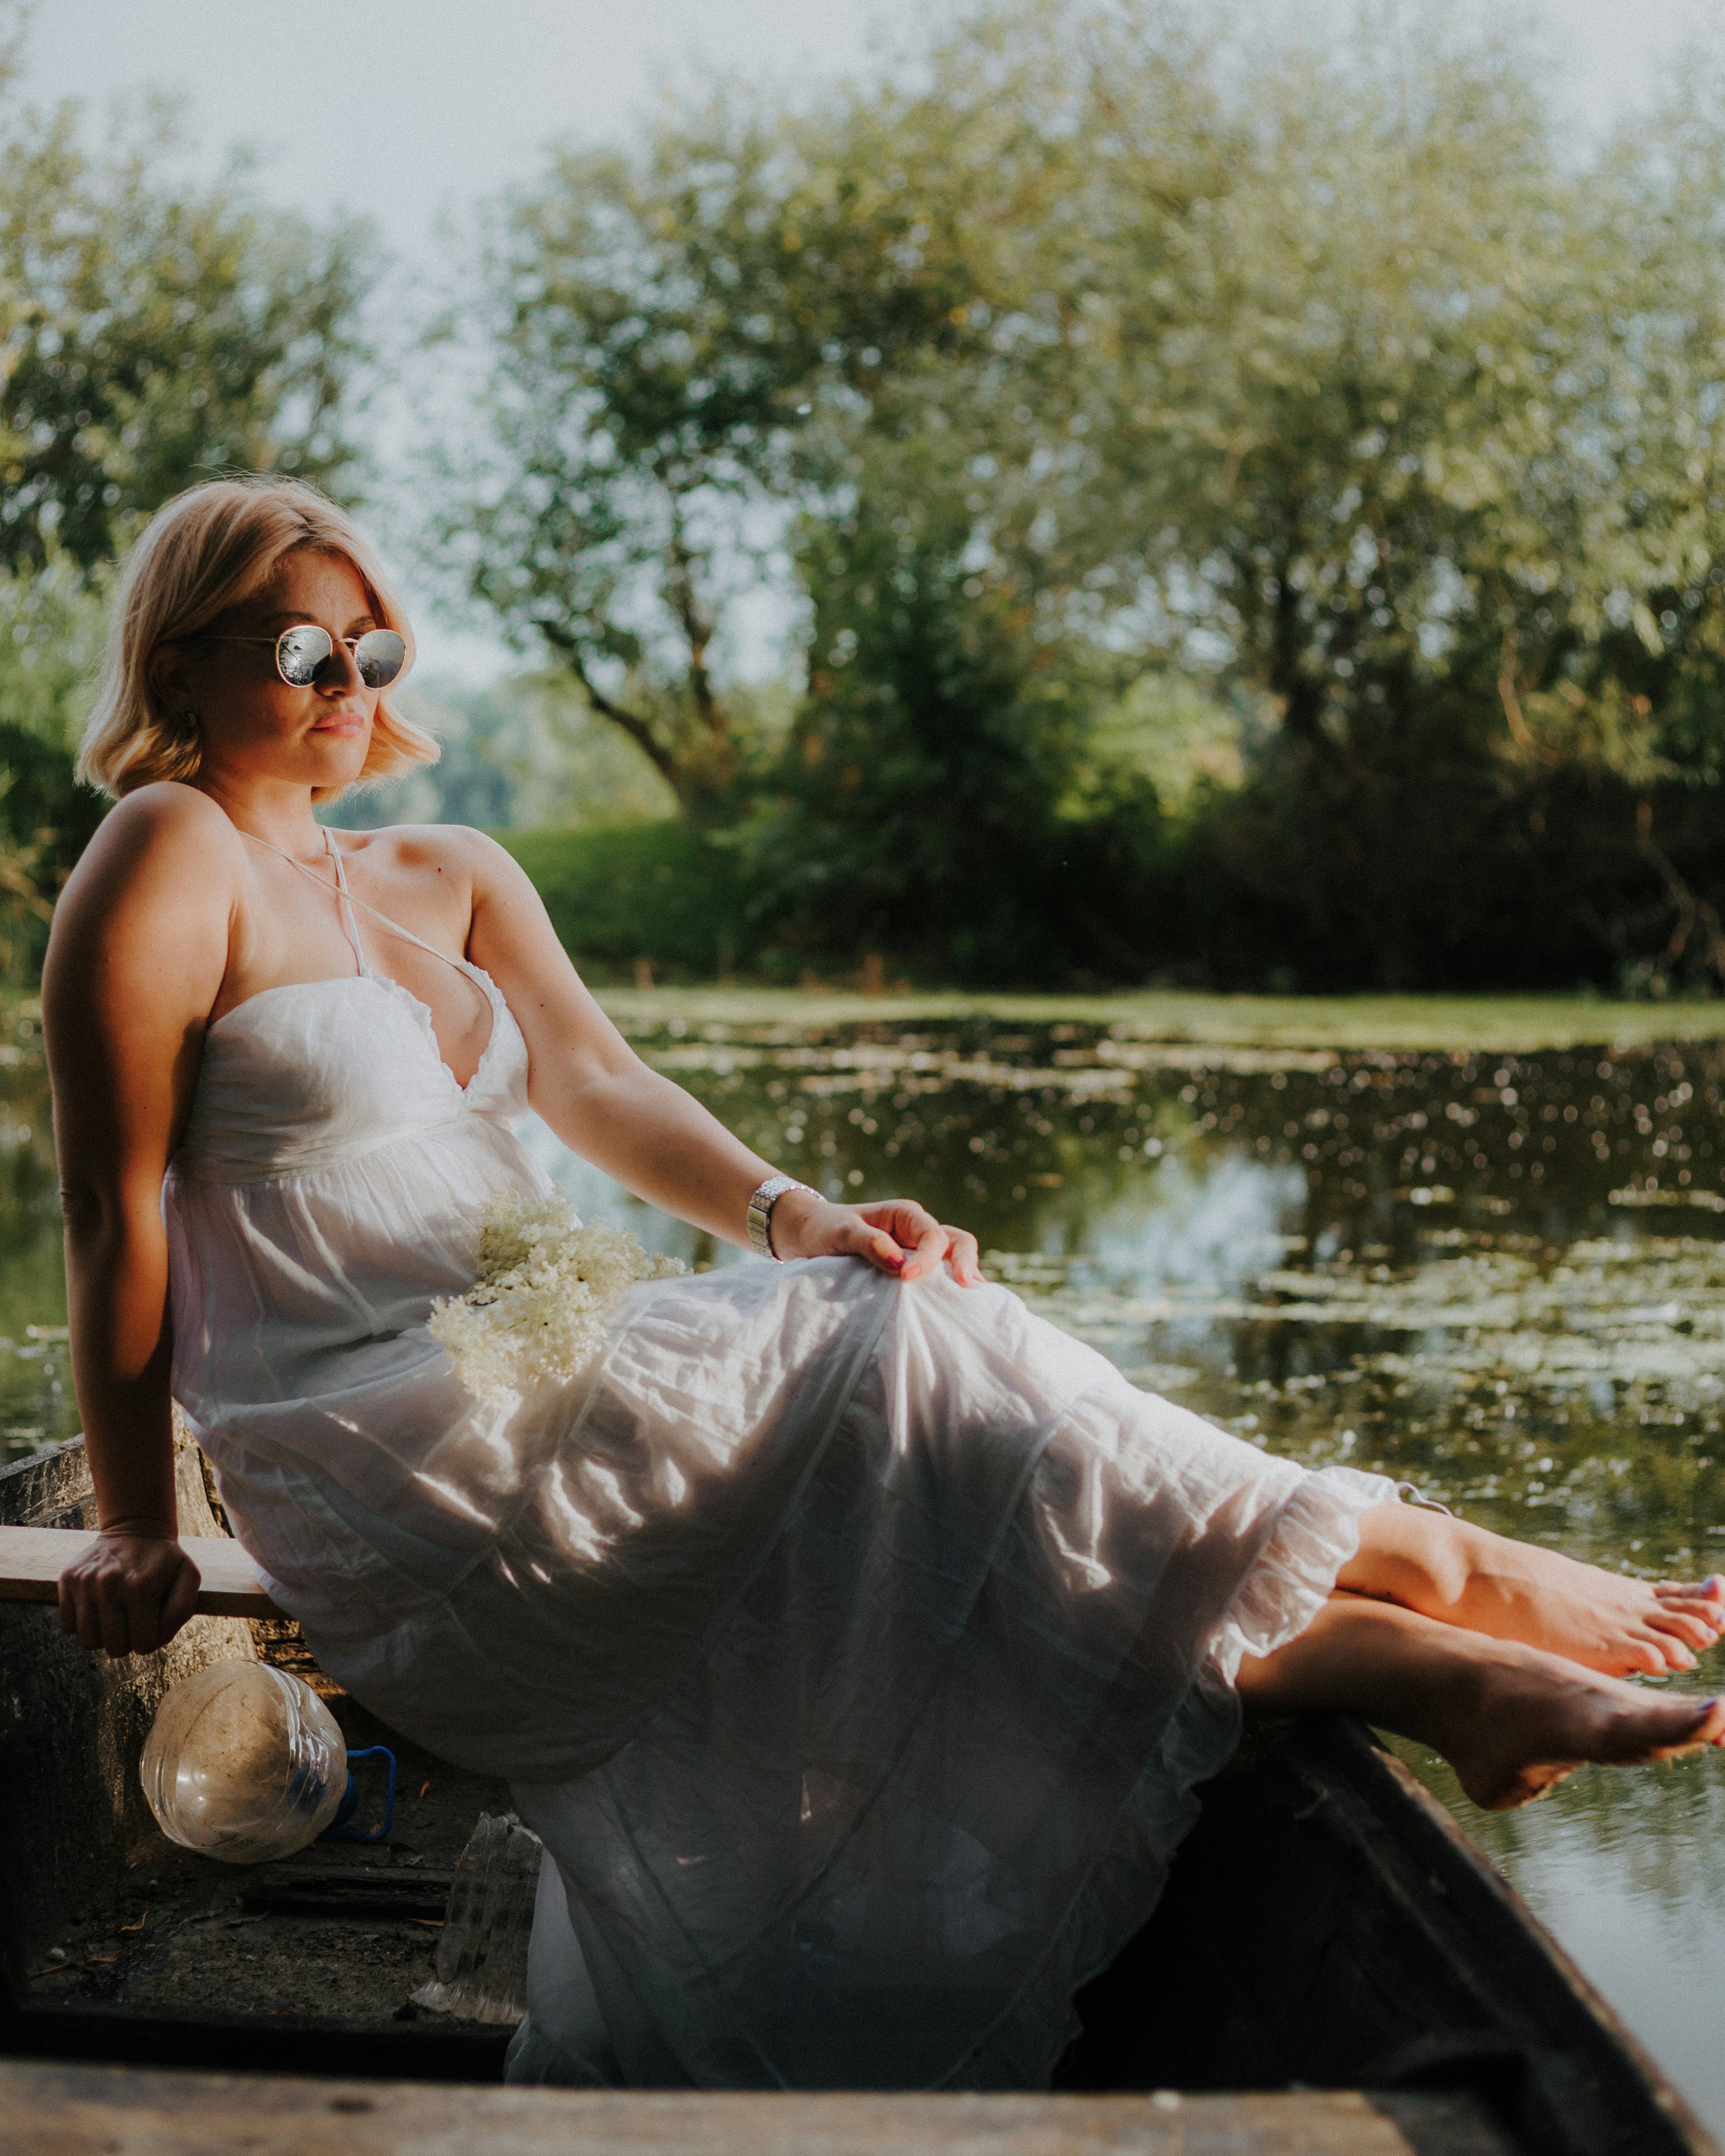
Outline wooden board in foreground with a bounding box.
[0,1524,280,1619]
[0,2062,1514,2156]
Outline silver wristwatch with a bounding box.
[747,1174,811,1261]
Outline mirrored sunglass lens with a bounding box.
[354,630,406,688]
[276,625,333,686]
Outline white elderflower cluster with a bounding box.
[429,1189,684,1401]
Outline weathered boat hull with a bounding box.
[0,1432,258,1998]
[0,1437,1715,2156]
[1060,1713,1713,2155]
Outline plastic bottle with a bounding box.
[140,1660,348,1865]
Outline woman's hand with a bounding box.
[771,1191,983,1285]
[58,1526,202,1659]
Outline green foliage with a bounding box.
[0,553,106,752]
[0,21,371,978]
[494,821,750,982]
[450,0,1725,990]
[745,431,1167,982]
[1057,15,1725,798]
[0,68,371,572]
[435,85,992,814]
[0,555,108,976]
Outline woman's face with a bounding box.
[164,549,386,796]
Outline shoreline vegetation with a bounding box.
[13,982,1725,1059]
[588,986,1725,1054]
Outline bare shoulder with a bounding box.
[43,783,236,1042]
[343,821,532,896]
[55,793,242,918]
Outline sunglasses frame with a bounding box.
[202,624,408,691]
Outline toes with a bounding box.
[1479,1763,1573,1813]
[1653,1640,1699,1674]
[1653,1592,1725,1619]
[1660,1578,1725,1610]
[1625,1639,1674,1677]
[1650,1588,1725,1641]
[1654,1694,1725,1757]
[1650,1625,1702,1671]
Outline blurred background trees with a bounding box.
[14,0,1725,991]
[440,0,1725,989]
[0,27,370,977]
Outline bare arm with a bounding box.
[463,835,981,1282]
[42,785,237,1656]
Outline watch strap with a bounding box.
[747,1174,810,1261]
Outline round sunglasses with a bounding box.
[205,624,408,690]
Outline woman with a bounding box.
[45,477,1725,2090]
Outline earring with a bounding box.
[178,706,199,731]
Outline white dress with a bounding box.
[163,847,1393,2090]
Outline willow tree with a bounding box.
[1044,14,1725,982]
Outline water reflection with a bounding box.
[11,1004,1725,2127]
[530,1014,1725,2134]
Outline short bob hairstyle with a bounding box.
[77,475,439,804]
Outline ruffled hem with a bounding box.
[949,1462,1396,2089]
[1214,1463,1397,1682]
[502,1443,1401,2093]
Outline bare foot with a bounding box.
[1427,1644,1725,1811]
[1239,1596,1725,1812]
[1342,1505,1725,1678]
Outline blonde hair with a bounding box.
[77,476,439,803]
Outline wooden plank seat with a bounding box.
[0,1524,281,1620]
[0,2061,1518,2156]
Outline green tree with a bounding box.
[438,87,996,814]
[447,0,1725,988]
[1043,10,1725,982]
[0,82,371,570]
[809,3,1725,987]
[0,554,108,977]
[747,421,1165,982]
[0,23,373,977]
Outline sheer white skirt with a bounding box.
[265,1257,1389,2090]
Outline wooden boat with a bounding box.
[1,1432,1716,2156]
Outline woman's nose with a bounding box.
[318,641,365,695]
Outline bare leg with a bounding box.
[1238,1593,1725,1811]
[1337,1502,1725,1677]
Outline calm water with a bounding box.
[8,1001,1725,2125]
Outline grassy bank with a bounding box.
[589,984,1725,1052]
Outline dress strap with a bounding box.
[238,827,489,1003]
[319,828,367,978]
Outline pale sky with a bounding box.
[14,0,1722,680]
